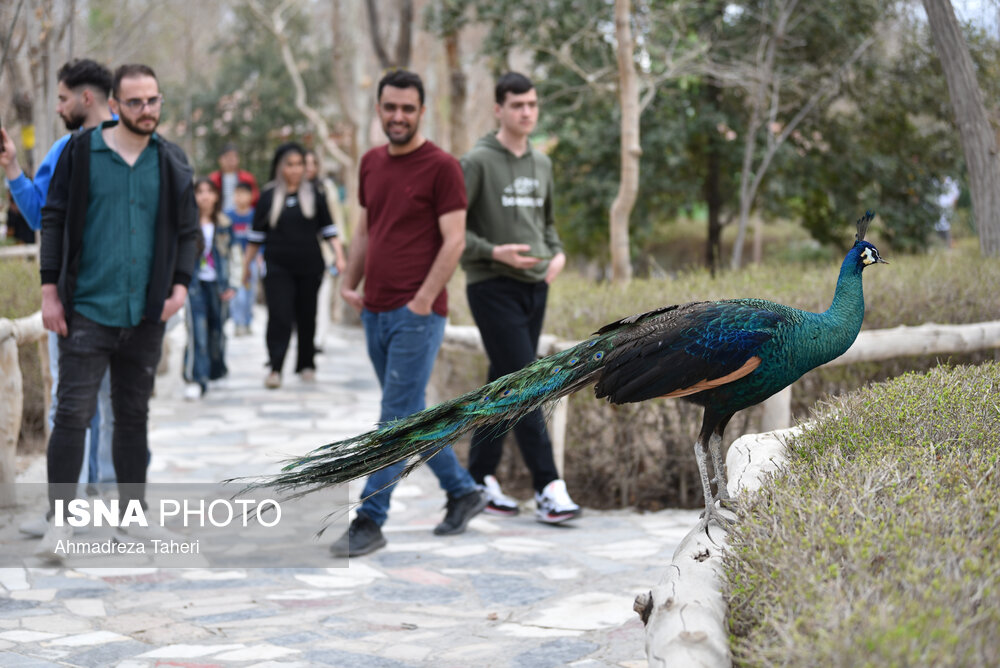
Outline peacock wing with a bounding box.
[593,299,790,404]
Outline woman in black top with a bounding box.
[243,143,341,388]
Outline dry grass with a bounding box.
[450,240,1000,340]
[725,363,1000,667]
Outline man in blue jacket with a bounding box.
[2,59,113,229]
[1,59,118,534]
[35,64,200,561]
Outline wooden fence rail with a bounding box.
[0,244,40,260]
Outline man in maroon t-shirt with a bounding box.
[331,70,486,558]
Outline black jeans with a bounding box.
[263,263,323,374]
[466,277,560,492]
[47,312,165,511]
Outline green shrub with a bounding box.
[726,363,1000,667]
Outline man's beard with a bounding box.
[384,122,416,146]
[61,110,87,131]
[120,113,159,136]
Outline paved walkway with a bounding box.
[2,311,699,667]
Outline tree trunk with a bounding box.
[366,0,413,69]
[704,148,722,274]
[703,83,723,275]
[332,0,361,240]
[444,31,468,157]
[609,0,639,285]
[922,0,1000,256]
[752,213,763,264]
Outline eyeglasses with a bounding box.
[116,95,164,112]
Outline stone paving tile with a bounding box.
[2,315,701,667]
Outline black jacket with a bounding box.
[40,124,199,323]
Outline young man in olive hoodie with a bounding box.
[460,72,580,524]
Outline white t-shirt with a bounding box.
[197,222,218,282]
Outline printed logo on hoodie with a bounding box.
[502,177,544,208]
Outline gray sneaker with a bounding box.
[19,514,52,538]
[329,514,386,558]
[433,489,487,536]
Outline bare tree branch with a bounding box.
[729,1,876,269]
[245,0,353,170]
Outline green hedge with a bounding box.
[726,363,1000,666]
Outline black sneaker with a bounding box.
[433,489,488,536]
[329,514,386,557]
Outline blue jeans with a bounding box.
[231,258,260,327]
[357,306,478,526]
[184,278,227,389]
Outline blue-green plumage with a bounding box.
[260,212,886,526]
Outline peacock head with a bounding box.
[853,210,888,269]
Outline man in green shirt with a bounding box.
[460,72,580,524]
[36,64,199,561]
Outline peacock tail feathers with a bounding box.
[256,333,616,498]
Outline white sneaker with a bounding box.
[34,520,73,564]
[480,475,520,516]
[535,479,581,524]
[19,514,51,538]
[183,383,203,400]
[21,512,92,537]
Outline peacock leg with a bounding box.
[693,437,714,512]
[709,432,732,505]
[694,437,734,533]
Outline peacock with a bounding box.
[260,211,886,529]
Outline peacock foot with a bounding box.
[696,500,737,537]
[718,496,739,512]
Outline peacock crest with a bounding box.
[856,210,875,243]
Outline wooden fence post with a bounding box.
[0,324,24,505]
[759,386,792,432]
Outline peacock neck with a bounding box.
[818,247,866,352]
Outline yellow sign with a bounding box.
[21,125,35,150]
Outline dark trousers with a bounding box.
[466,277,560,492]
[263,263,323,373]
[47,313,165,511]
